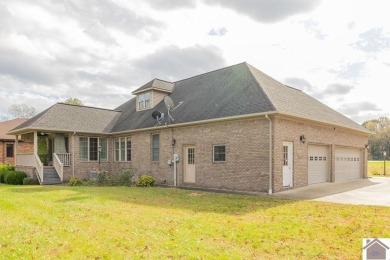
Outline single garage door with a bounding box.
[308,145,330,184]
[335,148,362,181]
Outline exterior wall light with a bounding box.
[299,135,306,144]
[171,138,176,146]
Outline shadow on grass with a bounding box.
[8,185,295,215]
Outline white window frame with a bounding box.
[79,137,108,161]
[151,134,159,162]
[213,145,226,162]
[138,92,151,110]
[114,137,131,162]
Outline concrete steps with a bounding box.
[42,166,62,185]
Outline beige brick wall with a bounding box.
[68,118,271,192]
[60,115,368,194]
[272,116,368,192]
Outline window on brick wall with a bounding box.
[6,144,14,157]
[213,145,226,162]
[152,134,159,162]
[114,137,131,162]
[79,137,108,161]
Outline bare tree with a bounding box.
[64,98,84,106]
[8,104,37,119]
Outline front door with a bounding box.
[184,146,195,183]
[282,141,293,187]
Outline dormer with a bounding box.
[132,79,174,111]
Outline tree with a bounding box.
[64,98,83,106]
[362,116,390,160]
[8,104,36,119]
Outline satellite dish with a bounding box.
[164,96,175,111]
[152,111,161,119]
[151,110,164,126]
[164,96,183,124]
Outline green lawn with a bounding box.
[0,185,389,259]
[368,160,390,177]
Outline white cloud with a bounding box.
[0,0,390,124]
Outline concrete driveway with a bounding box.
[273,177,390,207]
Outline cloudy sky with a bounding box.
[0,0,389,123]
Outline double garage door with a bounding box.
[308,145,362,185]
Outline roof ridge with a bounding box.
[173,62,247,84]
[57,103,121,112]
[245,63,277,112]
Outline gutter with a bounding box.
[265,114,273,194]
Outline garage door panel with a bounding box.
[335,148,362,181]
[308,145,330,184]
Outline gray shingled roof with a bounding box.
[9,63,368,135]
[10,103,121,134]
[112,63,275,132]
[131,78,174,94]
[246,64,368,132]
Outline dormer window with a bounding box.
[138,92,151,110]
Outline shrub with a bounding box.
[0,170,8,183]
[96,171,108,186]
[23,177,35,185]
[0,164,15,171]
[4,171,28,185]
[69,177,82,186]
[116,169,135,186]
[136,175,156,187]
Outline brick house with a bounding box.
[0,118,33,166]
[8,62,370,192]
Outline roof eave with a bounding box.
[131,87,172,95]
[7,127,112,136]
[275,112,372,135]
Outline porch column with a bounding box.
[15,135,19,165]
[34,131,38,155]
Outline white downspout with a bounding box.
[265,114,273,194]
[72,132,76,177]
[173,159,177,186]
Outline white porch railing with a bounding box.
[57,153,71,166]
[34,154,44,184]
[16,153,35,167]
[53,153,63,182]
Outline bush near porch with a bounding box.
[0,186,389,259]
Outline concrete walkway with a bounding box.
[273,177,390,207]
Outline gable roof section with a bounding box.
[246,64,368,133]
[111,63,275,132]
[131,78,174,94]
[0,118,28,140]
[9,103,121,134]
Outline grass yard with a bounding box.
[0,185,389,259]
[368,160,390,177]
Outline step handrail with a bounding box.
[34,154,44,184]
[53,153,64,182]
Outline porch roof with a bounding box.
[8,103,121,135]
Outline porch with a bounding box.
[14,131,72,185]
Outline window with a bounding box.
[213,145,226,162]
[152,134,159,161]
[114,137,131,162]
[79,137,108,161]
[138,92,151,110]
[283,145,288,165]
[6,144,14,157]
[188,148,195,164]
